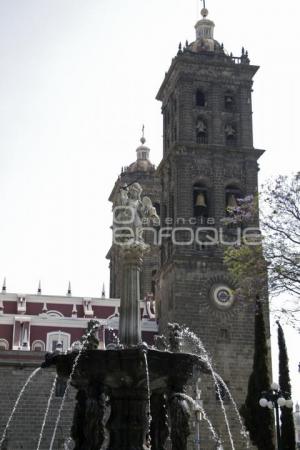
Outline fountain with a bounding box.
[41,183,209,450]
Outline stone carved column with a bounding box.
[169,393,192,450]
[71,385,109,450]
[107,387,150,450]
[119,243,148,347]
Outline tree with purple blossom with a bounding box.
[222,173,300,329]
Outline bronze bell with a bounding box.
[195,192,207,207]
[227,194,237,208]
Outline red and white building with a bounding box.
[0,281,158,353]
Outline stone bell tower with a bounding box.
[156,6,269,449]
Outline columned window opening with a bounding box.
[193,183,209,219]
[225,185,241,211]
[196,118,208,144]
[224,92,235,111]
[225,123,237,145]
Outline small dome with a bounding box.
[189,8,222,54]
[125,135,155,173]
[189,38,222,53]
[127,159,154,173]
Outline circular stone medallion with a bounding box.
[210,284,234,309]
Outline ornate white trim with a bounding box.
[0,338,9,350]
[32,340,45,351]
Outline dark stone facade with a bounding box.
[154,37,270,450]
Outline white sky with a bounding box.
[0,0,299,403]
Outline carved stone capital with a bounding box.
[120,241,150,265]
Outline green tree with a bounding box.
[223,173,300,329]
[240,300,275,450]
[277,321,296,450]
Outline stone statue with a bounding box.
[114,182,159,247]
[225,124,236,137]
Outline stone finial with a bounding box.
[101,283,106,298]
[201,7,209,18]
[67,281,72,296]
[2,277,6,294]
[37,280,42,295]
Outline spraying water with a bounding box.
[36,374,57,450]
[215,373,250,448]
[181,328,235,450]
[196,400,220,443]
[142,349,152,446]
[0,367,41,448]
[107,327,120,346]
[49,322,100,450]
[170,392,221,445]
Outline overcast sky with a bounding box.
[0,0,299,401]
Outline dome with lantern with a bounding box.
[188,8,223,53]
[126,134,155,173]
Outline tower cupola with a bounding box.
[195,8,215,41]
[136,136,150,162]
[126,128,155,173]
[191,8,220,53]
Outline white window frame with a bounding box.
[32,340,46,352]
[46,332,71,352]
[0,338,9,350]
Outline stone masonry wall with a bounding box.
[0,352,75,450]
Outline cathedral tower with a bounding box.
[156,7,268,448]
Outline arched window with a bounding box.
[225,185,242,211]
[0,339,9,351]
[47,310,64,318]
[224,92,235,111]
[196,90,206,107]
[32,340,45,352]
[193,183,209,219]
[225,123,237,146]
[196,118,208,144]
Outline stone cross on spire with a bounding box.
[141,124,145,144]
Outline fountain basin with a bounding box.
[42,348,208,450]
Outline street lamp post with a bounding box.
[259,382,294,450]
